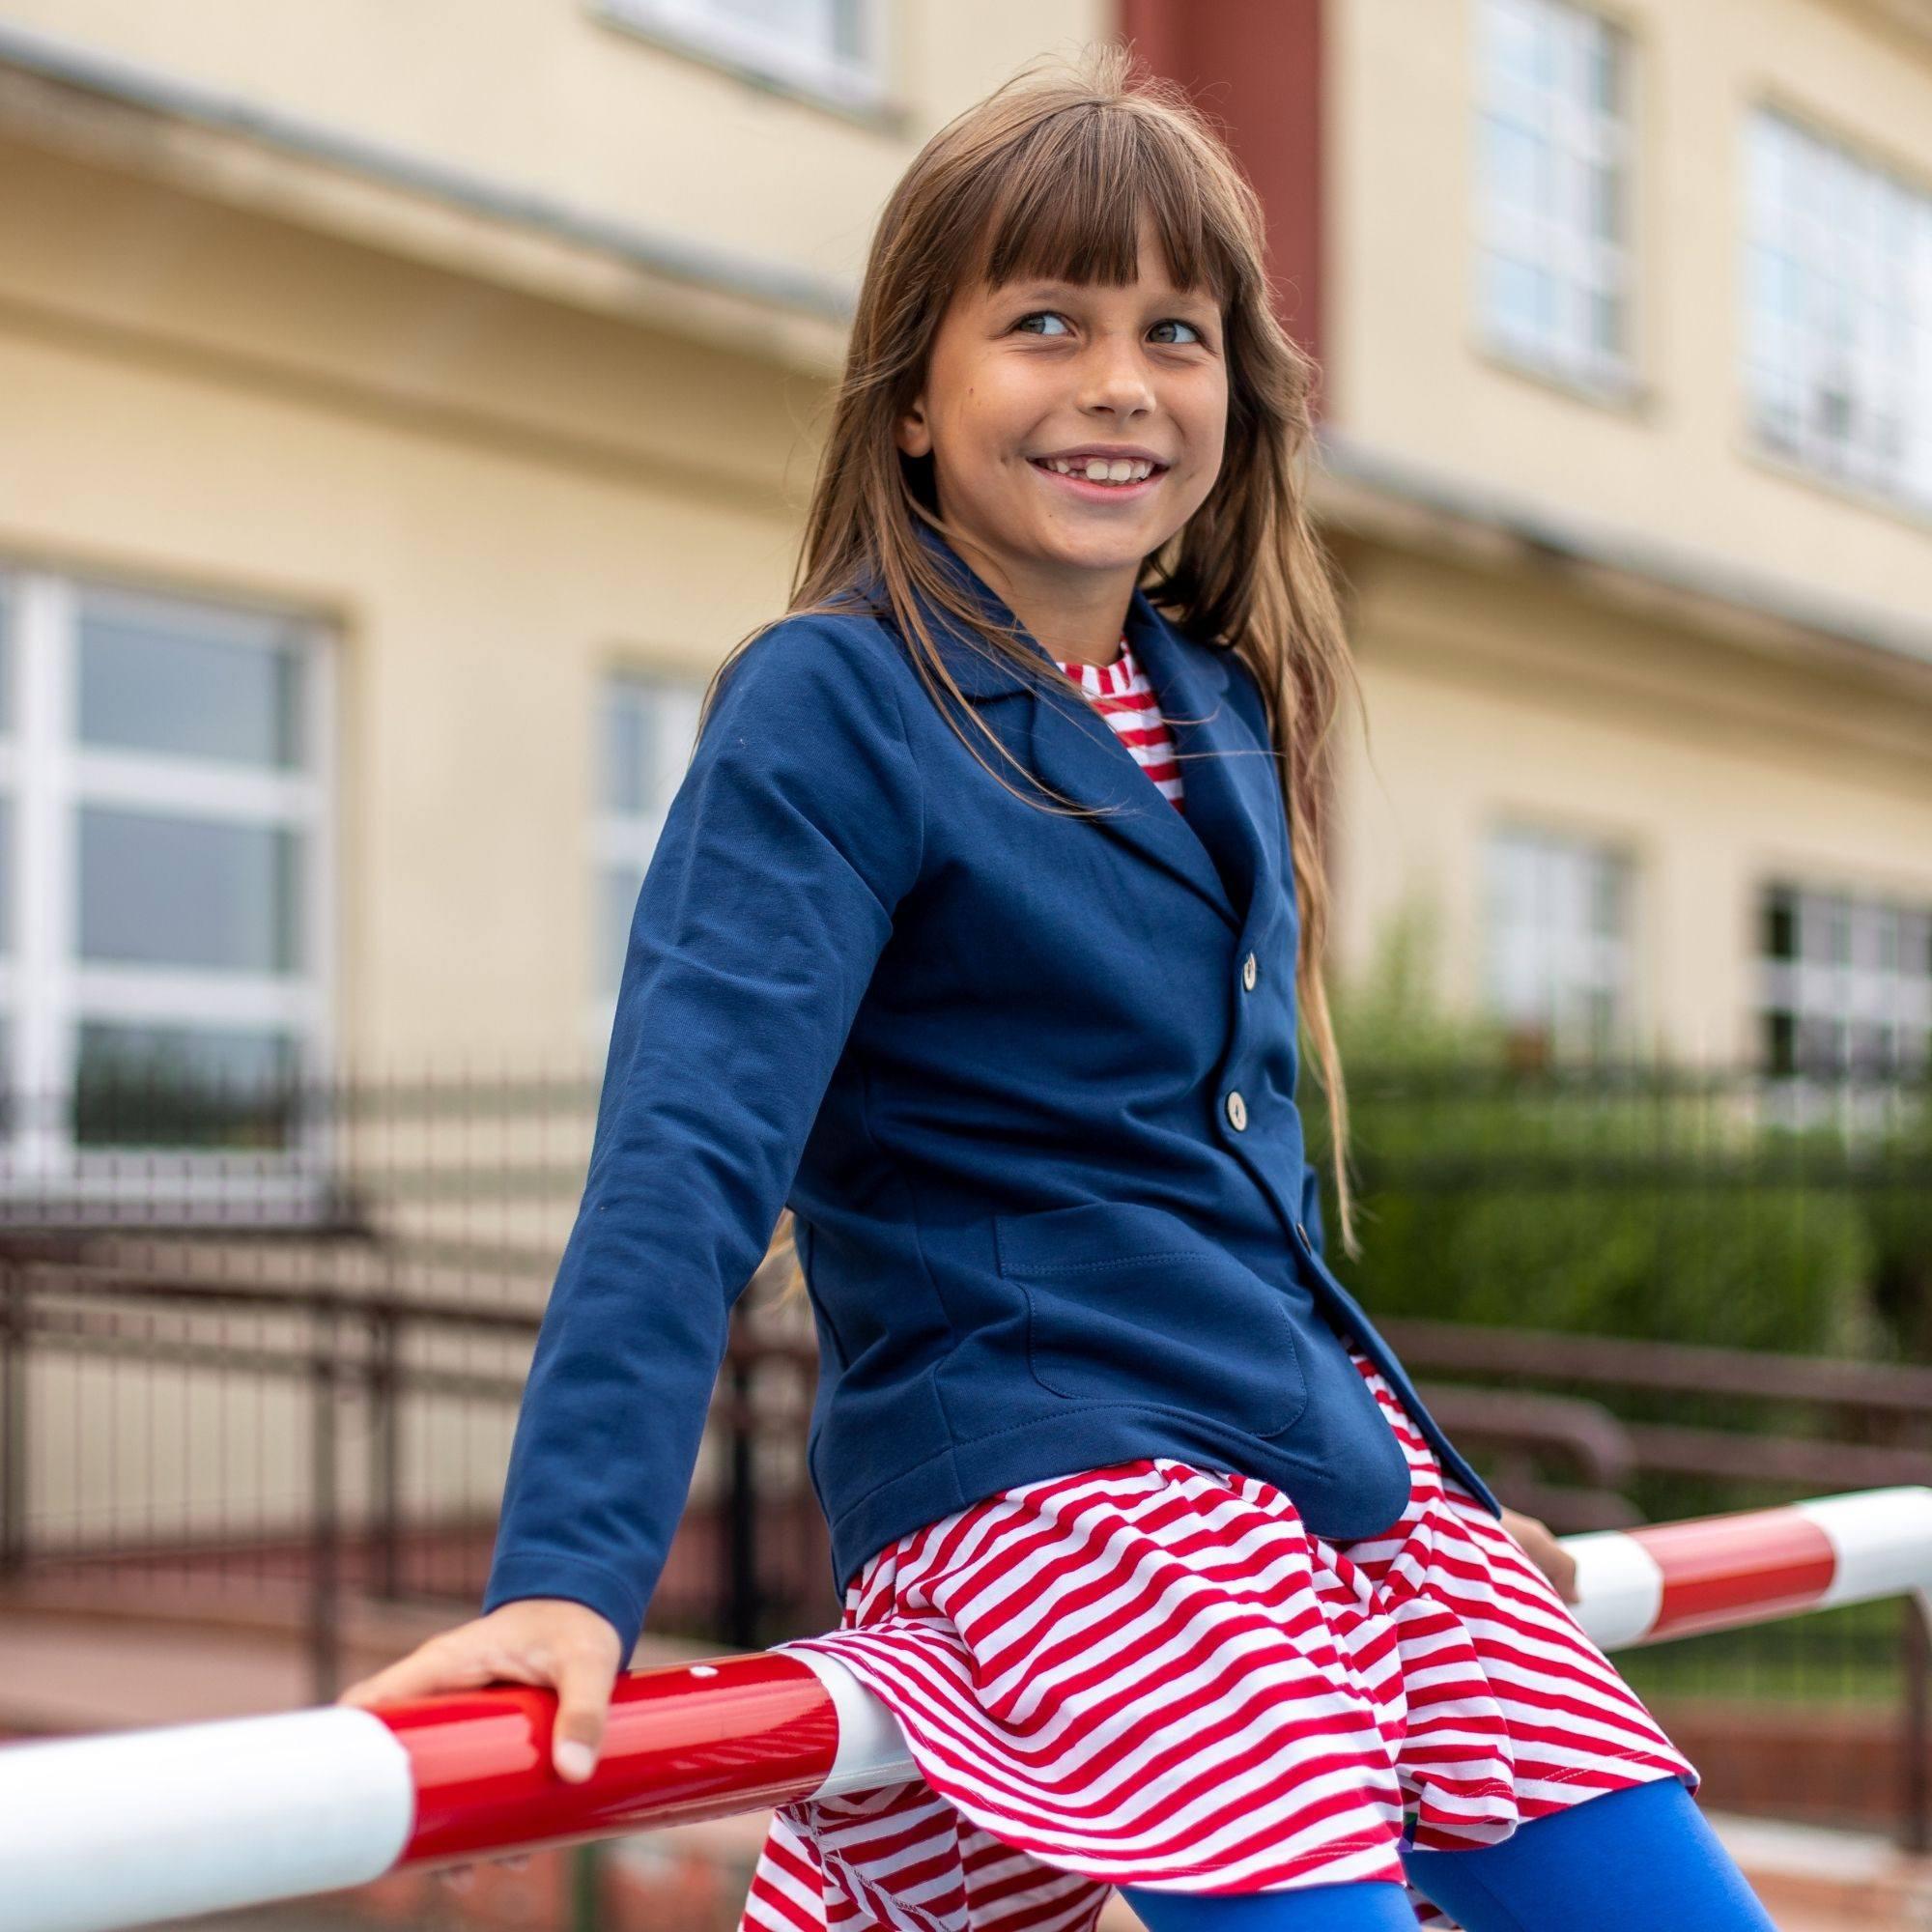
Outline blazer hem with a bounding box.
[826,1402,1418,1601]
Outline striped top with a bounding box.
[1051,639,1184,810]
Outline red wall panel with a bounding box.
[1117,0,1327,401]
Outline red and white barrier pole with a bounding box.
[1566,1484,1932,1647]
[6,1485,1932,1932]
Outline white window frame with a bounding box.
[1483,821,1638,1063]
[1473,0,1638,399]
[1758,878,1932,1083]
[588,665,707,1057]
[1742,104,1932,516]
[0,563,336,1221]
[596,0,889,114]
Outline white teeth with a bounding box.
[1041,456,1156,484]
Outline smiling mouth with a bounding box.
[1027,457,1171,495]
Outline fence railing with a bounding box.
[5,1487,1929,1932]
[12,1252,1932,1642]
[0,1059,1926,1833]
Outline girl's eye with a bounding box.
[1012,311,1208,346]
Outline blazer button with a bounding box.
[1294,1220,1310,1246]
[1242,952,1258,992]
[1225,1090,1247,1131]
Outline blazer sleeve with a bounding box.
[480,619,924,1660]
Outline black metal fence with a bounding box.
[0,1059,1926,1834]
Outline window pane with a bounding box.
[594,670,705,1005]
[600,672,702,815]
[1485,824,1634,1061]
[653,0,873,72]
[1745,104,1932,508]
[829,0,865,60]
[1484,113,1542,214]
[1757,881,1932,1079]
[599,863,644,998]
[711,0,816,38]
[600,685,652,815]
[78,603,303,770]
[1586,22,1618,113]
[73,1020,299,1150]
[1476,0,1631,377]
[79,807,301,973]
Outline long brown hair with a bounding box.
[704,42,1367,1294]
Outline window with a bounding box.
[1759,881,1932,1079]
[1485,824,1635,1063]
[599,0,887,112]
[1744,107,1932,513]
[0,565,331,1212]
[1474,0,1635,394]
[591,668,706,1035]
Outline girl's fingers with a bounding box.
[334,1635,506,1710]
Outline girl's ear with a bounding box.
[895,397,932,460]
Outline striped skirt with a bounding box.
[740,1347,1698,1932]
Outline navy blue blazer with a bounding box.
[482,522,1501,1660]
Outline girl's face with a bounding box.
[895,209,1228,654]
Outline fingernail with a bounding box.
[555,1740,594,1779]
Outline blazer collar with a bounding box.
[902,517,1230,703]
[890,521,1262,934]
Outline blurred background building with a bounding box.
[0,4,1927,1928]
[0,0,1927,1152]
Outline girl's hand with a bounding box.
[1498,1506,1580,1605]
[334,1597,625,1890]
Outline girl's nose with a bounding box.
[1078,344,1157,414]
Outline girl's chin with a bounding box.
[1034,520,1174,561]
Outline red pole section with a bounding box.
[389,1650,840,1863]
[4,1488,1931,1932]
[1562,1486,1932,1649]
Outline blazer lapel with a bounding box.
[895,523,1264,935]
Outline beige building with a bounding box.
[1316,0,1932,1073]
[0,1,1116,1216]
[0,0,1926,1225]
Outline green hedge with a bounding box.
[1303,895,1898,1362]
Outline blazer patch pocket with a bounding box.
[993,1201,1309,1437]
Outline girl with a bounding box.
[340,47,1776,1932]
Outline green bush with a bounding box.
[1305,891,1888,1360]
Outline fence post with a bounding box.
[724,1349,759,1651]
[0,1263,23,1579]
[309,1306,343,1705]
[367,1300,401,1603]
[1904,1588,1932,1854]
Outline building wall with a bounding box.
[0,0,1096,294]
[1336,546,1932,1062]
[1319,0,1932,1062]
[0,6,1112,1085]
[1327,0,1932,597]
[2,0,1925,1100]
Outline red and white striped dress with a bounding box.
[738,643,1698,1932]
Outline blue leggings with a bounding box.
[1119,1776,1776,1931]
